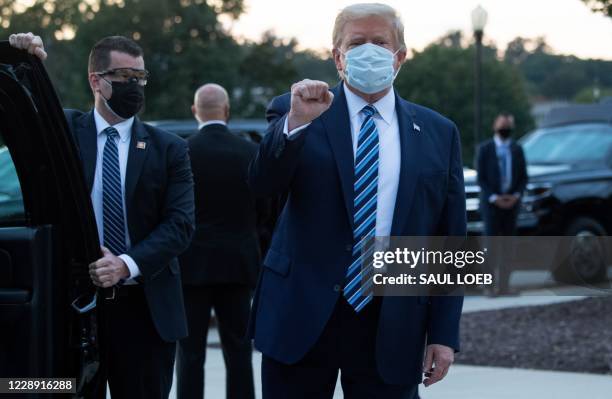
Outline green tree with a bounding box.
[581,0,612,17]
[293,50,338,85]
[233,32,339,117]
[395,35,533,164]
[234,31,299,118]
[504,37,530,66]
[0,0,245,119]
[539,58,589,99]
[573,86,612,103]
[504,36,612,102]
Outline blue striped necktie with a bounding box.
[102,126,127,256]
[344,104,379,312]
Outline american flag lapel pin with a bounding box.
[413,123,421,133]
[136,141,146,150]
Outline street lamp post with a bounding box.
[472,5,488,153]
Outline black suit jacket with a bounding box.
[476,138,528,210]
[64,109,195,342]
[179,123,261,287]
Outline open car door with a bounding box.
[0,42,103,398]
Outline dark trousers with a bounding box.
[483,205,518,236]
[101,285,176,399]
[483,205,519,292]
[261,297,417,399]
[176,284,254,399]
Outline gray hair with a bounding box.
[332,3,405,50]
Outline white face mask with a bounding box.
[342,43,401,94]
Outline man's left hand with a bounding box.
[89,246,130,288]
[423,344,454,387]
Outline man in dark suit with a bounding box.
[248,4,466,399]
[176,84,258,399]
[476,113,528,294]
[10,33,195,398]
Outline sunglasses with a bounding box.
[94,68,149,86]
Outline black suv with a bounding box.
[147,119,267,143]
[465,103,612,282]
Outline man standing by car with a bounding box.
[10,33,195,398]
[476,112,528,294]
[176,83,258,399]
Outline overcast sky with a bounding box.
[221,0,612,60]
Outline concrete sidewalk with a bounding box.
[419,365,612,399]
[107,319,611,399]
[161,347,612,399]
[185,292,602,399]
[108,284,605,398]
[462,292,585,313]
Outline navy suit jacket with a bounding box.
[476,138,528,214]
[248,84,466,385]
[64,109,195,342]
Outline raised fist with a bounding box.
[287,79,334,131]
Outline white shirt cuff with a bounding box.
[283,117,311,138]
[119,254,141,279]
[488,194,498,204]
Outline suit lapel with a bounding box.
[390,96,422,236]
[319,85,355,228]
[75,111,98,192]
[125,118,149,212]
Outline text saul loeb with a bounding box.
[371,248,494,286]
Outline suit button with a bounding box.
[345,244,352,252]
[333,284,342,292]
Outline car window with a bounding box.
[0,138,25,224]
[521,123,612,164]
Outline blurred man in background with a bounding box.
[476,113,528,295]
[177,83,258,399]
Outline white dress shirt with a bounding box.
[92,109,140,282]
[198,119,227,130]
[284,83,401,236]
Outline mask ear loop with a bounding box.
[96,75,114,103]
[337,48,348,81]
[96,76,122,119]
[392,46,405,79]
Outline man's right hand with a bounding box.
[494,195,517,209]
[287,79,334,131]
[8,32,47,60]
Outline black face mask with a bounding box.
[103,79,145,119]
[497,128,513,139]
